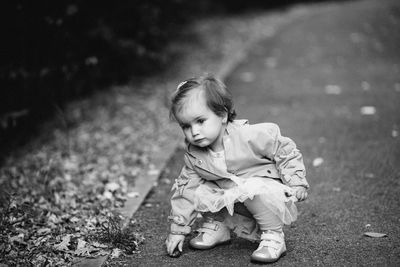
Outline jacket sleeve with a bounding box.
[168,152,203,234]
[259,123,309,188]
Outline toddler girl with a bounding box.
[165,74,309,263]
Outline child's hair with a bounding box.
[170,74,237,122]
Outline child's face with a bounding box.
[175,90,227,151]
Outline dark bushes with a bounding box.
[1,1,190,118]
[0,0,333,149]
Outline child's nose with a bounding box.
[191,125,200,136]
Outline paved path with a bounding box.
[109,0,400,266]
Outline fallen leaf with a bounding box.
[127,191,140,198]
[9,233,26,244]
[70,216,80,223]
[54,235,71,251]
[364,232,387,238]
[33,235,50,246]
[63,158,79,171]
[76,238,87,249]
[93,250,109,257]
[64,173,72,181]
[147,169,160,176]
[360,106,376,115]
[325,85,342,95]
[48,213,62,224]
[332,187,341,192]
[74,239,93,257]
[103,191,113,199]
[75,247,92,257]
[105,182,120,192]
[265,57,277,68]
[392,129,399,138]
[37,228,52,235]
[160,178,171,185]
[361,81,370,91]
[91,241,108,248]
[312,157,324,167]
[351,193,366,199]
[364,173,375,179]
[110,248,122,259]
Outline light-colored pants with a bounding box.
[205,195,283,232]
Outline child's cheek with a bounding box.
[184,131,192,141]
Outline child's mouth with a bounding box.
[194,138,205,143]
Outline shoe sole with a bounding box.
[250,251,287,263]
[190,239,231,250]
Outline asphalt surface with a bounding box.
[107,0,400,266]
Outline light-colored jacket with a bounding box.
[169,119,309,234]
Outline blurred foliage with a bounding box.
[0,0,194,150]
[1,0,189,116]
[0,0,334,146]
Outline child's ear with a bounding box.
[222,112,228,124]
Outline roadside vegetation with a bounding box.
[0,1,297,265]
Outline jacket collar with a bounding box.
[225,119,248,135]
[184,119,249,179]
[187,119,248,155]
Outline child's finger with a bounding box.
[167,240,176,255]
[299,191,308,201]
[296,190,304,201]
[296,190,303,200]
[178,240,183,252]
[170,244,178,255]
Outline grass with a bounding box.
[91,213,144,254]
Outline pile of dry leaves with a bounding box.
[0,89,171,266]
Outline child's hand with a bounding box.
[165,234,185,257]
[292,186,308,201]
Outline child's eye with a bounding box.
[181,124,189,129]
[197,119,205,124]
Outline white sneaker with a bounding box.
[189,219,231,250]
[251,230,286,263]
